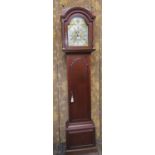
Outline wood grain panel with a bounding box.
[67,55,91,122]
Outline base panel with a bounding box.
[66,121,96,150]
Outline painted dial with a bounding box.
[68,17,88,46]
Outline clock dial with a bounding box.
[68,17,88,46]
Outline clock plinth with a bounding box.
[61,7,96,153]
[66,120,96,151]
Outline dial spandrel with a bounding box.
[68,17,88,46]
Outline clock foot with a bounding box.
[66,120,96,151]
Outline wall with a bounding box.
[53,0,102,147]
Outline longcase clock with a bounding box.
[61,7,96,153]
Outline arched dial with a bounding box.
[68,17,88,46]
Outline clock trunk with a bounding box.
[66,54,96,150]
[67,55,91,122]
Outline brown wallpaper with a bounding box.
[53,0,102,145]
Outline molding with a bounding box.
[61,7,95,22]
[62,48,95,54]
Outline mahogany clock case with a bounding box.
[61,7,96,152]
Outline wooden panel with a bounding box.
[67,55,91,122]
[66,128,95,149]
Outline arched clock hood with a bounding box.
[61,7,96,53]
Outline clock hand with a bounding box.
[75,31,79,37]
[73,27,79,36]
[75,31,78,36]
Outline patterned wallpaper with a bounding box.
[53,0,102,145]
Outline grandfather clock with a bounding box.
[61,7,96,152]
